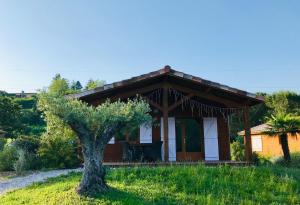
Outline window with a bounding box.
[252,135,262,152]
[115,127,139,143]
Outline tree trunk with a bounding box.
[279,134,291,162]
[76,140,108,196]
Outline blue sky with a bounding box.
[0,1,299,93]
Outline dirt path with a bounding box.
[0,168,82,195]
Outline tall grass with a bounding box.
[0,165,299,205]
[271,152,300,169]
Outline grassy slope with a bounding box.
[0,166,299,205]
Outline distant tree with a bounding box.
[14,96,45,136]
[0,91,8,97]
[0,97,22,138]
[264,114,300,162]
[85,79,105,90]
[48,74,70,95]
[265,91,300,116]
[38,93,151,196]
[71,81,83,91]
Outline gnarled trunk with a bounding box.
[76,140,108,196]
[279,133,291,162]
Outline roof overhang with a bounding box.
[68,65,264,106]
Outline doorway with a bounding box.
[176,118,203,161]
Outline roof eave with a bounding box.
[67,66,264,104]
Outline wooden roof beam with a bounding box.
[143,97,163,112]
[107,83,164,102]
[168,93,195,112]
[168,83,242,108]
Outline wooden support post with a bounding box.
[163,86,169,161]
[243,106,252,161]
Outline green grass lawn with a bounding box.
[0,165,299,205]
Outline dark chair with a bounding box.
[121,141,163,162]
[142,141,163,162]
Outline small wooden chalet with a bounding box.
[71,66,264,162]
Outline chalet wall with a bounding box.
[102,115,231,162]
[103,143,123,162]
[252,133,300,157]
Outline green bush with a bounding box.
[0,138,6,151]
[230,141,245,161]
[38,135,80,169]
[14,97,36,109]
[14,149,41,174]
[23,125,45,136]
[14,149,27,175]
[0,146,18,171]
[13,135,40,153]
[271,152,300,168]
[251,152,272,166]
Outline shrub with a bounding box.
[14,149,27,175]
[251,152,272,165]
[13,149,41,174]
[271,152,300,168]
[230,141,245,161]
[0,138,6,151]
[38,134,80,169]
[13,135,40,153]
[23,125,45,136]
[0,146,18,171]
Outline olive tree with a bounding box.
[38,93,151,196]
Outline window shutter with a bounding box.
[203,117,219,161]
[168,117,176,161]
[140,123,152,143]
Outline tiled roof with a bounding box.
[238,123,271,135]
[68,65,264,103]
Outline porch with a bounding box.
[73,66,263,162]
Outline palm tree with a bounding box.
[264,114,300,162]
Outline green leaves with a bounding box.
[0,96,22,138]
[38,92,151,141]
[84,79,105,90]
[265,114,300,136]
[265,91,300,116]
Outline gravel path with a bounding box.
[0,168,82,195]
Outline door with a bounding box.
[176,118,203,161]
[203,117,219,161]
